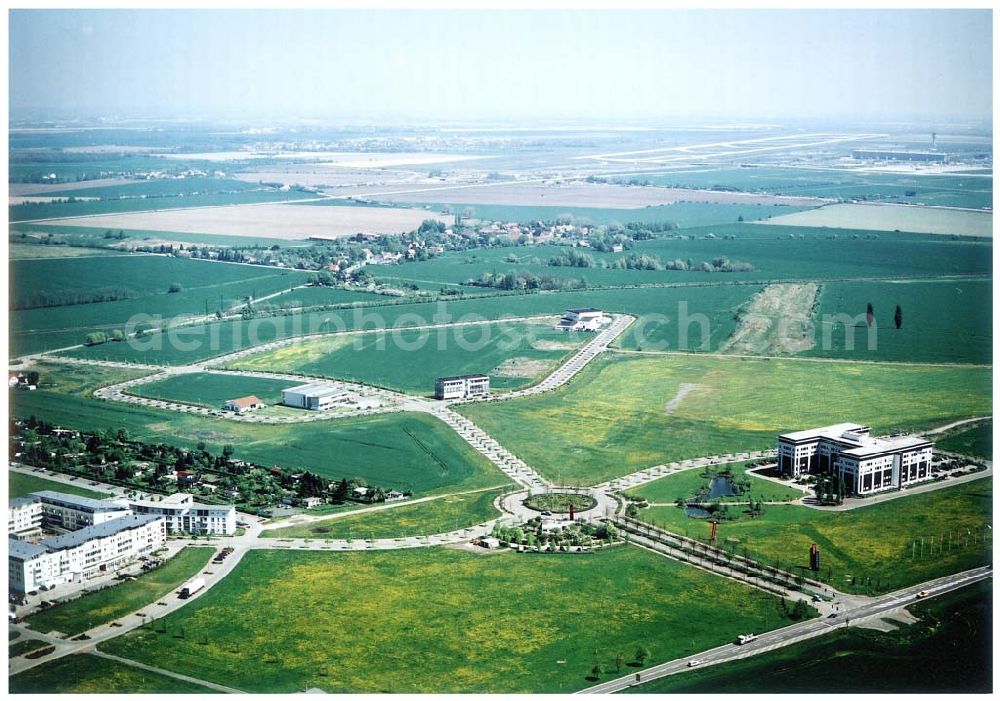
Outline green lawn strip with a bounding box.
[623,580,992,694]
[10,391,507,495]
[261,487,507,540]
[24,547,215,637]
[128,373,294,408]
[9,471,111,499]
[98,546,811,693]
[9,638,50,658]
[626,461,804,504]
[9,652,214,694]
[635,479,992,593]
[458,353,991,485]
[936,420,993,460]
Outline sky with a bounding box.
[8,9,994,124]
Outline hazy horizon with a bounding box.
[9,9,993,124]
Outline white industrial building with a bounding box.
[777,423,934,496]
[31,491,132,531]
[8,496,43,540]
[435,374,490,400]
[281,382,352,410]
[555,307,607,332]
[126,493,236,535]
[9,514,166,594]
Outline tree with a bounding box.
[635,646,650,666]
[332,478,350,504]
[591,664,604,680]
[866,302,874,328]
[168,283,183,293]
[790,599,809,620]
[894,305,903,330]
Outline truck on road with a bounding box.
[736,633,757,645]
[179,577,206,599]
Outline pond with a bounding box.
[707,475,737,499]
[684,506,712,519]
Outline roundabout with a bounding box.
[523,492,598,514]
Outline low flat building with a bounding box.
[555,307,606,332]
[9,514,166,594]
[223,395,265,413]
[31,491,132,531]
[777,423,934,496]
[8,496,43,540]
[435,374,490,400]
[282,382,352,411]
[126,493,236,535]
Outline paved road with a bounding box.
[88,649,245,694]
[579,565,993,694]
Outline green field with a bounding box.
[23,360,155,397]
[936,421,993,459]
[43,176,260,199]
[229,321,586,394]
[804,278,992,364]
[9,653,213,694]
[11,255,310,356]
[8,243,127,259]
[265,285,395,308]
[10,390,506,495]
[25,547,215,637]
[626,461,805,504]
[458,353,992,485]
[129,373,295,408]
[638,479,992,592]
[9,638,50,658]
[99,546,809,693]
[262,487,506,540]
[763,203,992,237]
[625,580,992,694]
[9,471,111,500]
[15,222,308,249]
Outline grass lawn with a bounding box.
[937,420,993,460]
[25,547,215,637]
[129,372,295,408]
[9,638,50,658]
[636,479,993,592]
[9,471,111,500]
[9,653,213,694]
[18,360,156,397]
[458,353,992,485]
[227,321,587,395]
[99,546,810,693]
[262,487,507,540]
[11,391,507,496]
[625,580,992,693]
[626,461,805,504]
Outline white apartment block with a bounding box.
[9,514,166,594]
[8,496,43,540]
[435,374,490,400]
[32,490,132,531]
[126,493,236,535]
[777,423,934,496]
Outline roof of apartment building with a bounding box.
[840,434,933,459]
[437,374,489,383]
[778,423,869,443]
[39,514,164,553]
[9,496,40,509]
[9,539,49,561]
[30,490,130,513]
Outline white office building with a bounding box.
[8,496,43,540]
[9,514,166,594]
[555,307,606,332]
[777,423,934,496]
[281,382,352,411]
[31,491,132,531]
[126,493,236,535]
[435,374,490,400]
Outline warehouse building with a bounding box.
[31,491,132,531]
[851,149,949,163]
[777,423,934,496]
[555,307,606,332]
[9,514,166,595]
[126,493,236,535]
[435,374,490,400]
[8,496,43,540]
[281,382,352,411]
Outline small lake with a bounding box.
[684,506,712,518]
[707,475,737,499]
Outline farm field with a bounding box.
[936,421,993,460]
[625,461,805,505]
[458,353,992,485]
[804,278,992,364]
[624,581,992,694]
[9,391,506,495]
[636,479,993,593]
[42,176,262,199]
[15,222,311,249]
[761,203,992,237]
[264,285,394,308]
[25,547,215,637]
[98,546,808,693]
[262,487,506,540]
[36,201,455,239]
[22,361,155,397]
[9,471,111,500]
[228,320,587,394]
[56,284,753,365]
[8,243,127,259]
[128,373,297,408]
[9,653,213,694]
[626,166,993,210]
